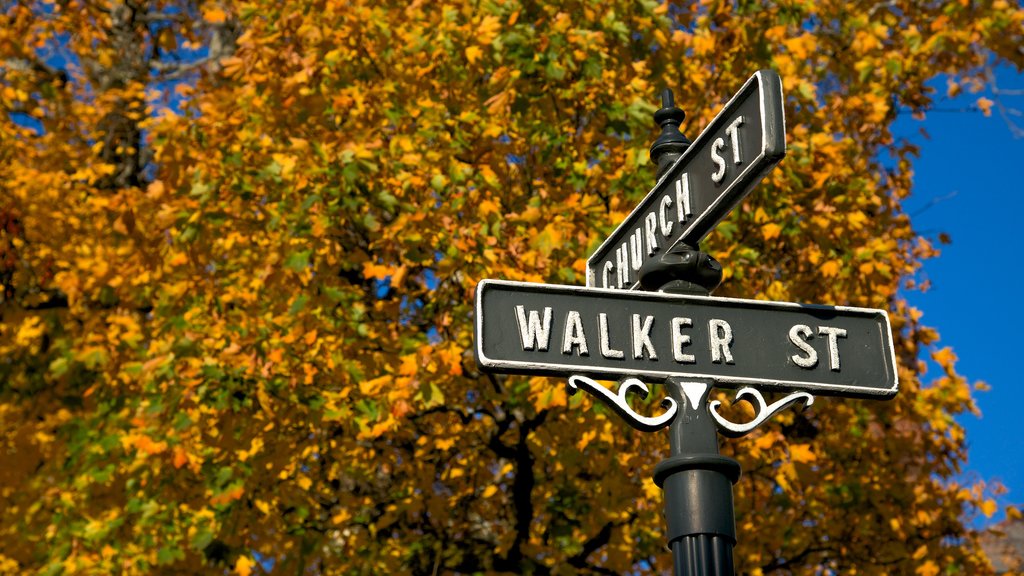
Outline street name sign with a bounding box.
[586,69,786,290]
[475,279,898,399]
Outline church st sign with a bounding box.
[586,70,786,290]
[475,279,898,399]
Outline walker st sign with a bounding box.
[475,280,898,399]
[586,70,786,290]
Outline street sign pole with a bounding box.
[473,71,899,575]
[643,243,738,576]
[659,375,740,576]
[645,92,739,576]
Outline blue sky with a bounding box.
[893,64,1024,524]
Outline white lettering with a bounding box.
[710,138,726,183]
[514,305,552,351]
[629,228,643,271]
[602,261,614,289]
[644,212,659,256]
[562,311,589,356]
[671,317,696,363]
[708,318,734,364]
[631,314,657,360]
[659,195,673,237]
[616,243,629,288]
[676,174,692,223]
[818,326,848,372]
[599,313,624,359]
[788,324,817,368]
[726,115,745,164]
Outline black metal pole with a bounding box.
[655,374,740,576]
[643,91,741,576]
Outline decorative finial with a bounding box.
[650,88,691,180]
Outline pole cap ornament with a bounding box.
[650,88,691,178]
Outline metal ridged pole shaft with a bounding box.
[655,376,741,576]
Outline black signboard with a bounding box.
[475,280,898,398]
[586,70,786,290]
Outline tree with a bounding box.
[2,0,1022,574]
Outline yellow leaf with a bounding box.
[775,465,793,493]
[15,317,45,347]
[753,433,776,451]
[977,97,994,117]
[477,199,499,217]
[980,499,997,518]
[271,153,297,178]
[297,475,312,490]
[399,354,418,376]
[820,260,840,278]
[761,222,782,241]
[477,15,501,45]
[482,485,498,498]
[789,444,817,464]
[235,555,254,576]
[783,33,817,60]
[364,417,395,438]
[693,30,715,56]
[360,375,392,396]
[912,544,928,560]
[916,560,939,576]
[465,45,483,64]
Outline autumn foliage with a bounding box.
[2,0,1024,574]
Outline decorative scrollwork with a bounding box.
[708,387,814,438]
[567,375,678,432]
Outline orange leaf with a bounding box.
[932,347,957,369]
[761,223,782,241]
[204,7,228,24]
[173,447,188,469]
[235,555,254,576]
